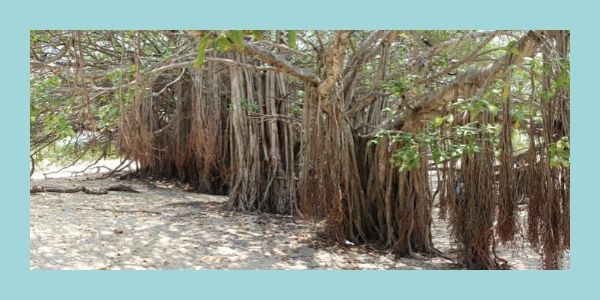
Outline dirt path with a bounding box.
[30,176,564,270]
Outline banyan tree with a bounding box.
[30,30,570,269]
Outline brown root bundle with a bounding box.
[299,82,436,255]
[444,112,501,269]
[525,30,570,269]
[121,62,230,194]
[227,54,298,214]
[299,85,371,242]
[121,52,299,214]
[189,57,230,192]
[227,60,263,210]
[497,73,518,244]
[392,151,435,256]
[360,134,436,256]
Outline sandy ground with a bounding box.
[30,174,569,270]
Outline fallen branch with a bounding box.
[30,184,140,194]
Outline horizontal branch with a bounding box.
[364,30,544,137]
[35,57,281,94]
[406,30,507,71]
[240,40,320,84]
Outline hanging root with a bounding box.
[444,112,502,269]
[525,30,570,269]
[497,71,518,244]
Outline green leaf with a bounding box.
[228,30,243,45]
[549,156,561,168]
[249,30,263,41]
[510,46,521,57]
[432,147,442,163]
[502,84,510,99]
[488,104,499,116]
[213,36,232,52]
[287,30,297,49]
[505,40,520,57]
[367,139,378,148]
[195,35,210,68]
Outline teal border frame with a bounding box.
[2,1,596,299]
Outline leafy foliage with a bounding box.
[195,35,211,68]
[549,136,570,168]
[287,30,297,49]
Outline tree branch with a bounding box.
[364,30,544,137]
[239,39,320,84]
[317,30,351,95]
